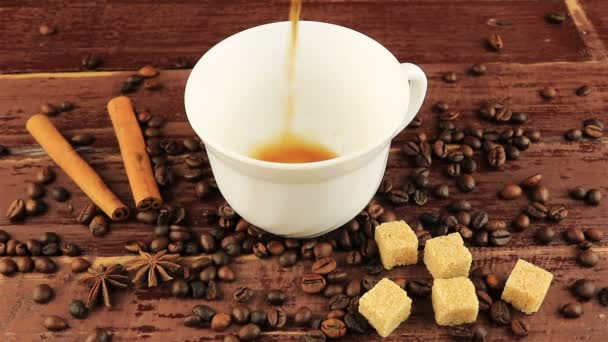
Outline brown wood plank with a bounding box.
[582,0,608,58]
[0,0,593,73]
[0,138,606,256]
[1,246,606,341]
[2,61,608,148]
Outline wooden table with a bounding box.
[1,1,607,341]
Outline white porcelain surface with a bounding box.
[185,21,427,237]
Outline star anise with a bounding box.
[81,264,128,309]
[127,249,181,288]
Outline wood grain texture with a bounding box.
[1,0,608,341]
[0,0,594,73]
[0,246,606,341]
[583,0,608,58]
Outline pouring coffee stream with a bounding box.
[251,0,339,164]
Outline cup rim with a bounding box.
[185,20,407,171]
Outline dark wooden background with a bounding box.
[0,0,607,341]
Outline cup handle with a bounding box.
[393,63,427,138]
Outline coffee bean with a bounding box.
[295,307,313,326]
[474,230,489,246]
[546,11,566,24]
[69,300,88,319]
[192,304,216,322]
[89,215,109,237]
[434,101,450,113]
[326,310,345,320]
[484,219,506,231]
[218,265,235,282]
[401,141,420,157]
[583,124,603,139]
[267,307,287,329]
[378,209,397,223]
[487,33,504,51]
[406,279,432,297]
[457,174,476,192]
[490,300,510,325]
[489,230,511,246]
[442,72,458,83]
[510,318,529,337]
[571,279,595,301]
[470,63,487,76]
[305,330,326,342]
[34,257,56,273]
[454,224,472,240]
[412,190,429,206]
[50,187,70,202]
[536,226,555,245]
[41,242,60,256]
[329,294,350,311]
[33,284,54,303]
[171,279,190,297]
[568,187,586,201]
[344,312,371,334]
[14,256,33,272]
[199,266,217,282]
[211,313,232,331]
[183,314,203,327]
[585,189,602,205]
[578,249,598,267]
[76,203,97,225]
[321,319,346,338]
[135,210,157,224]
[499,184,522,200]
[456,211,471,226]
[313,242,333,259]
[211,251,231,266]
[540,86,557,100]
[267,289,287,305]
[44,315,68,331]
[584,228,603,242]
[345,251,363,265]
[487,145,506,169]
[598,288,608,306]
[237,323,261,340]
[565,227,585,244]
[24,182,45,199]
[6,199,26,221]
[312,257,337,274]
[230,305,250,324]
[561,303,583,318]
[548,205,568,221]
[526,202,548,219]
[70,134,95,147]
[193,180,212,199]
[531,185,550,204]
[83,328,111,342]
[449,200,471,212]
[327,271,348,284]
[430,183,450,199]
[520,174,541,188]
[477,291,493,311]
[461,158,477,174]
[511,112,528,124]
[441,111,461,121]
[584,118,605,130]
[278,249,298,267]
[0,258,17,275]
[470,211,488,230]
[565,129,582,141]
[409,115,423,128]
[239,310,263,328]
[445,163,461,178]
[25,198,46,216]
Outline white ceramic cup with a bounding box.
[185,21,427,238]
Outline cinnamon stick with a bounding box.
[26,114,129,221]
[107,96,162,210]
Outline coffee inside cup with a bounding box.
[249,0,337,164]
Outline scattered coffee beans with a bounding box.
[561,303,583,318]
[32,284,54,303]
